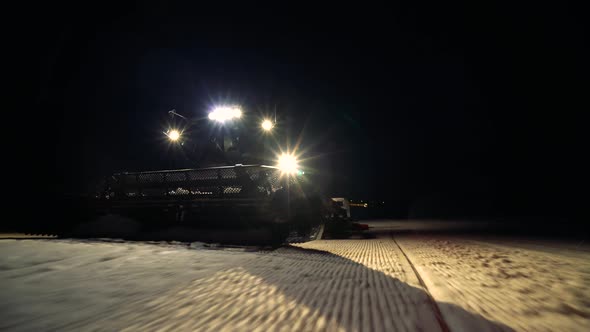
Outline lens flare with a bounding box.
[168,129,181,141]
[277,153,299,174]
[261,119,274,131]
[208,105,242,123]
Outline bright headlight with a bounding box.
[208,105,242,123]
[277,153,299,174]
[261,119,273,131]
[167,129,181,141]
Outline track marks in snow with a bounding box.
[396,236,590,331]
[2,237,571,331]
[1,239,445,331]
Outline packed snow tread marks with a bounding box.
[296,239,444,331]
[390,236,451,332]
[395,235,590,331]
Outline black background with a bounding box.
[22,2,587,223]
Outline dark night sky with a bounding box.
[28,2,587,220]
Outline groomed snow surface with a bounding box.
[1,220,589,331]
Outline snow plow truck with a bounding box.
[29,106,327,245]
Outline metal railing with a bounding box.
[102,165,282,200]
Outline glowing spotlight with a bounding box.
[261,119,274,131]
[167,129,181,141]
[277,153,299,175]
[208,105,242,123]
